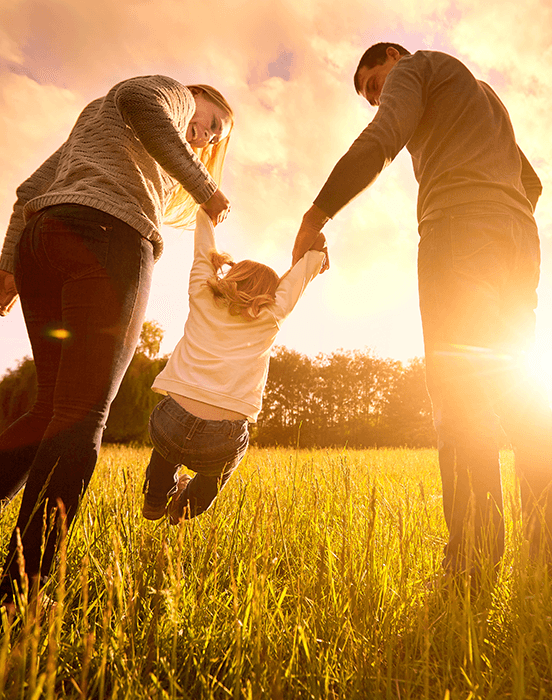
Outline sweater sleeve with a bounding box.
[314,55,426,218]
[518,147,542,212]
[0,145,64,273]
[270,250,325,325]
[114,76,218,204]
[189,209,217,293]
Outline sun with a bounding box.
[533,299,552,404]
[525,340,552,405]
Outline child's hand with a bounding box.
[309,233,330,272]
[200,189,231,225]
[292,205,330,269]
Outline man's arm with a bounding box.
[292,205,330,267]
[293,54,426,267]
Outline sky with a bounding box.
[1,0,552,391]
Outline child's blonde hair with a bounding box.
[164,85,234,229]
[207,251,280,320]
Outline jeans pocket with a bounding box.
[39,210,111,278]
[450,212,513,283]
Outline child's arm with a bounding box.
[309,232,329,271]
[279,232,327,284]
[188,209,218,293]
[270,241,326,325]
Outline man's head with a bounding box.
[353,43,410,106]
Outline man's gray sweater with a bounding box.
[314,50,541,222]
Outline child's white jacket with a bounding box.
[152,210,324,421]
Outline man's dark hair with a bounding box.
[353,42,411,93]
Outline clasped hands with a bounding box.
[200,188,231,226]
[292,204,330,273]
[200,195,331,272]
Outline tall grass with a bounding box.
[1,446,551,699]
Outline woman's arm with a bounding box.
[114,76,218,205]
[200,189,231,224]
[0,145,64,275]
[0,270,18,316]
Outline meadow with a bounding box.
[1,446,551,699]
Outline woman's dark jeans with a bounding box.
[145,395,249,518]
[418,202,552,571]
[0,204,153,595]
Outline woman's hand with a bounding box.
[0,270,18,316]
[200,189,231,225]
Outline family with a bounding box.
[1,42,551,607]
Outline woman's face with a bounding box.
[187,92,232,148]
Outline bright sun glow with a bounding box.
[526,342,552,404]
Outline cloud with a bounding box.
[446,0,552,229]
[0,71,81,226]
[1,0,551,371]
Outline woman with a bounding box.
[0,75,233,605]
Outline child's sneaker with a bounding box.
[142,494,168,520]
[167,474,192,525]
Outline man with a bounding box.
[293,42,552,574]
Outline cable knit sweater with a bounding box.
[315,51,542,222]
[0,75,219,274]
[152,210,325,421]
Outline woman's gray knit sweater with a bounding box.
[0,75,219,273]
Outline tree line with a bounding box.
[0,322,436,448]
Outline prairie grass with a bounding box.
[1,446,551,699]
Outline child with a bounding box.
[142,209,326,523]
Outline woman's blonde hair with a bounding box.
[206,251,280,320]
[164,84,234,229]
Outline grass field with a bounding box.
[1,445,551,699]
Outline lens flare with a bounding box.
[47,328,71,340]
[434,344,513,363]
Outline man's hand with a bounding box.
[200,188,231,225]
[292,204,330,270]
[310,232,330,273]
[0,270,18,317]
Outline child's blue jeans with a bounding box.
[144,395,249,518]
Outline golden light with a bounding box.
[47,328,71,340]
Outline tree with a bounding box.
[381,357,436,447]
[104,322,167,443]
[136,320,164,360]
[0,357,37,432]
[256,347,434,448]
[256,346,315,446]
[0,331,436,447]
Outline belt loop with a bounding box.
[185,416,202,441]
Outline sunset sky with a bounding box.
[1,0,552,392]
